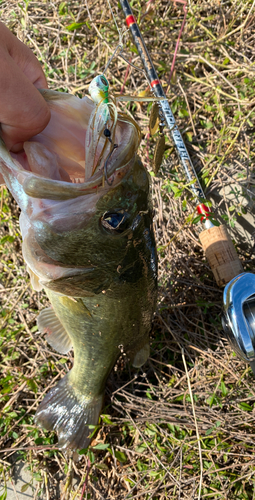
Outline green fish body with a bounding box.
[0,89,157,450]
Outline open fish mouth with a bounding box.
[0,89,142,293]
[0,89,141,201]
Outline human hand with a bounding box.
[0,22,50,152]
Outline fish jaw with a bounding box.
[0,88,140,201]
[0,88,141,293]
[22,158,155,297]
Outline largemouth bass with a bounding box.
[0,88,157,450]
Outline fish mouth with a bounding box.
[0,88,140,201]
[0,88,142,292]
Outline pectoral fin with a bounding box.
[37,307,72,354]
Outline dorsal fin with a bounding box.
[37,307,72,354]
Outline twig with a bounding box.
[0,283,30,329]
[182,348,203,500]
[9,478,19,500]
[33,483,40,500]
[168,0,188,84]
[0,445,57,454]
[120,58,132,94]
[79,457,91,500]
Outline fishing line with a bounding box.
[103,44,123,75]
[103,0,124,75]
[103,0,148,79]
[104,143,119,186]
[106,0,123,46]
[91,0,146,186]
[87,0,159,186]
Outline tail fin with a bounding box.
[34,372,103,450]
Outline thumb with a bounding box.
[0,34,50,151]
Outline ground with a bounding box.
[1,1,255,499]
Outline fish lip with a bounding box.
[21,155,136,200]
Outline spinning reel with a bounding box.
[222,273,255,376]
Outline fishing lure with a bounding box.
[86,73,166,182]
[85,74,118,181]
[88,75,110,117]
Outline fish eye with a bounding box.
[99,75,108,87]
[100,211,129,233]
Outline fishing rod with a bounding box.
[120,1,206,212]
[119,0,255,375]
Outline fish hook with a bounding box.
[103,127,118,186]
[104,144,118,186]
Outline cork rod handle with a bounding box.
[199,225,244,287]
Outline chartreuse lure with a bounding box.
[89,74,109,106]
[85,74,117,179]
[86,74,164,180]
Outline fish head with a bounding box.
[0,88,156,296]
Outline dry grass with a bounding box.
[1,0,255,498]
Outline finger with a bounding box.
[0,50,50,151]
[0,22,48,89]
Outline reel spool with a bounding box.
[222,273,255,375]
[199,226,255,374]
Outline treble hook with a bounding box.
[103,127,118,186]
[104,144,118,186]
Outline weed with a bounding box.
[1,0,255,499]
